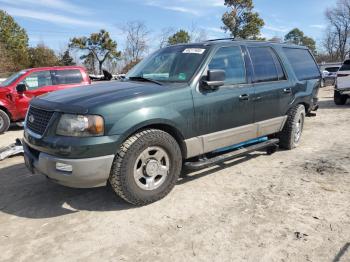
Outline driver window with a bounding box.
[22,71,52,90]
[208,46,247,85]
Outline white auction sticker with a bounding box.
[182,48,206,54]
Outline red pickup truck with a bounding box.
[0,66,91,133]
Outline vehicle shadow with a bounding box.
[0,152,264,219]
[318,98,350,109]
[179,153,260,185]
[0,162,133,219]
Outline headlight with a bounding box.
[56,114,104,137]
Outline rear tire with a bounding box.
[278,104,306,150]
[334,90,347,105]
[0,109,10,134]
[109,129,182,206]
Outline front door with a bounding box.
[192,45,255,154]
[15,70,54,119]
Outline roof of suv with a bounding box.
[177,38,307,49]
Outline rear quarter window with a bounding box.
[53,69,83,85]
[339,60,350,71]
[283,48,320,81]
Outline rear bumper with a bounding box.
[336,87,350,95]
[23,141,115,188]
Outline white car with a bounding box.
[335,59,350,105]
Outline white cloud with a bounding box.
[143,0,224,16]
[206,27,224,33]
[3,6,105,27]
[264,25,289,33]
[146,2,200,16]
[310,24,326,29]
[0,0,90,15]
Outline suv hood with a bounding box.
[31,81,181,114]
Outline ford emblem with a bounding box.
[28,115,35,123]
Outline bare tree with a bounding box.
[325,0,350,61]
[322,28,340,61]
[122,21,150,63]
[189,23,208,42]
[158,27,175,48]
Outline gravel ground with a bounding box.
[0,86,349,262]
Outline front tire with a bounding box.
[109,129,182,206]
[334,90,347,105]
[278,104,306,150]
[0,109,10,134]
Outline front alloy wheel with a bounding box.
[134,146,170,191]
[109,129,182,206]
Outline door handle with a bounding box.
[283,88,292,94]
[239,94,249,101]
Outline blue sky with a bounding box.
[0,0,337,52]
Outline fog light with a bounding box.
[56,162,73,172]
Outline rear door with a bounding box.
[247,46,292,123]
[337,60,350,89]
[51,69,85,90]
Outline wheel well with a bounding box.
[130,124,187,159]
[299,102,309,113]
[0,106,12,120]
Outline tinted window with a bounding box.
[325,67,340,73]
[23,71,52,90]
[283,48,320,80]
[54,69,83,85]
[339,60,350,71]
[248,47,285,83]
[208,46,246,85]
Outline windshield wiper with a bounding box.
[128,76,163,86]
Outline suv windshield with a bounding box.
[0,70,28,87]
[126,45,208,83]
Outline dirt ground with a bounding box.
[0,86,349,262]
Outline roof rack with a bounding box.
[205,38,236,42]
[205,38,275,43]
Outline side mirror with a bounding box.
[201,69,225,90]
[16,83,27,93]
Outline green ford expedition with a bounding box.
[23,39,321,205]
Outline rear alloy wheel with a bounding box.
[334,90,348,105]
[0,109,10,134]
[109,129,182,206]
[278,104,306,150]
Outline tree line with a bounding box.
[1,0,349,77]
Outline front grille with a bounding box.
[26,107,54,136]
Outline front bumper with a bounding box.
[23,141,115,188]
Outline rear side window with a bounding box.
[339,60,350,71]
[208,46,246,85]
[53,69,83,85]
[248,47,286,83]
[283,48,320,80]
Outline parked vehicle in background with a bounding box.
[23,40,321,205]
[0,66,91,133]
[322,66,340,86]
[335,59,350,105]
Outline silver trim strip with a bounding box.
[184,116,287,158]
